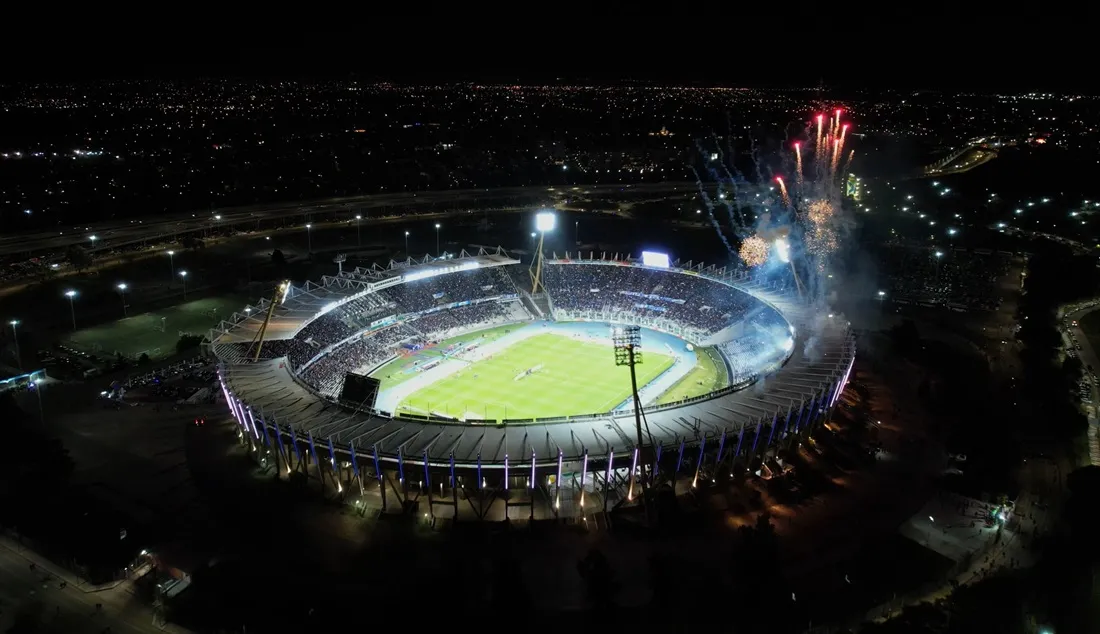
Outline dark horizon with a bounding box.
[5,22,1097,92]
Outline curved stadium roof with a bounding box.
[215,250,855,469]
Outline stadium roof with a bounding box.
[209,247,518,344]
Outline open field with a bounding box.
[395,332,674,420]
[655,346,728,405]
[67,296,246,359]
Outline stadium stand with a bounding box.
[542,262,761,336]
[298,324,418,398]
[385,267,518,313]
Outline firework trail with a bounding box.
[775,176,791,207]
[814,114,824,160]
[694,109,856,298]
[690,166,736,255]
[794,142,803,185]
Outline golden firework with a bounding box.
[739,235,770,267]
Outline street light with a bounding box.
[404,230,410,256]
[434,223,441,256]
[8,319,21,371]
[179,270,188,300]
[64,290,77,330]
[355,215,362,247]
[89,234,97,245]
[306,223,313,254]
[117,282,129,317]
[167,250,175,278]
[31,378,44,423]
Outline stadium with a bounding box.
[210,244,854,521]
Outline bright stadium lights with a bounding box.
[535,211,556,233]
[529,214,555,293]
[641,251,670,269]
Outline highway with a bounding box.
[0,182,699,257]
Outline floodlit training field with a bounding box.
[68,296,245,360]
[390,331,675,421]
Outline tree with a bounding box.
[577,548,617,610]
[271,248,286,267]
[65,245,92,272]
[176,334,204,355]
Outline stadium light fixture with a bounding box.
[535,211,556,233]
[529,214,555,293]
[612,324,650,510]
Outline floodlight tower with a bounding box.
[530,211,555,294]
[612,325,650,506]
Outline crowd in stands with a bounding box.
[298,324,417,398]
[879,246,1010,310]
[542,263,757,335]
[411,302,520,340]
[297,293,395,348]
[384,267,518,313]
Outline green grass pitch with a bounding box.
[396,332,674,421]
[68,295,246,360]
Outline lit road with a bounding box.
[0,535,189,633]
[0,182,699,257]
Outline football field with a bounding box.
[68,295,246,360]
[396,332,674,421]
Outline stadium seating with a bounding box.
[385,267,518,313]
[298,324,418,398]
[542,262,758,335]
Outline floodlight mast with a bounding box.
[249,281,290,362]
[612,325,652,520]
[529,211,556,294]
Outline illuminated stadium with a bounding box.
[210,245,854,520]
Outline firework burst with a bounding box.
[738,235,770,267]
[695,108,856,298]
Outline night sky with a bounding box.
[4,18,1092,91]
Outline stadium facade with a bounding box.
[210,247,855,520]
